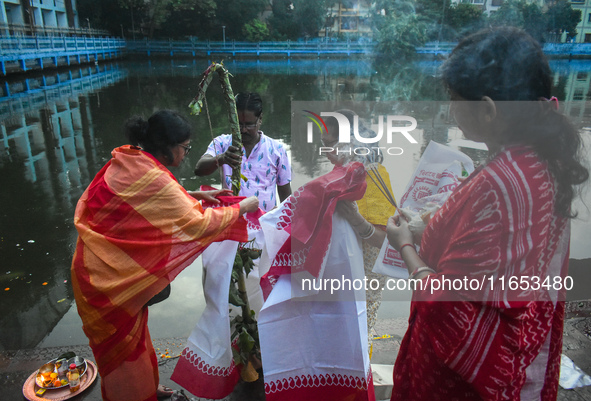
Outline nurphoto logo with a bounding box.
[303,109,418,157]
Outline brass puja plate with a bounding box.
[34,358,88,389]
[22,359,97,401]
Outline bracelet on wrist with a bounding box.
[359,223,375,239]
[398,243,415,253]
[408,266,436,281]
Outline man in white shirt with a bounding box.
[195,92,292,212]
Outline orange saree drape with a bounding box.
[71,145,247,401]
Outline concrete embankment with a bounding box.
[2,300,590,400]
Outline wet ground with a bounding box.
[2,300,590,401]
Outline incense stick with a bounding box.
[366,164,398,209]
[372,169,395,205]
[368,164,397,207]
[366,172,393,206]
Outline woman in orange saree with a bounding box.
[71,110,258,401]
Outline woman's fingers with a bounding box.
[336,200,365,226]
[386,214,415,251]
[398,208,412,222]
[203,192,221,204]
[387,215,398,229]
[215,189,233,197]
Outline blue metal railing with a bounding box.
[2,35,591,77]
[543,42,591,56]
[125,39,374,57]
[0,36,126,75]
[124,40,460,57]
[0,36,125,56]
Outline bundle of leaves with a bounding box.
[229,242,262,375]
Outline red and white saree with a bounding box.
[257,162,376,401]
[71,145,247,401]
[392,145,569,401]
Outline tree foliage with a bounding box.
[488,0,580,42]
[242,19,270,42]
[446,3,485,39]
[489,0,525,28]
[78,0,218,39]
[77,0,140,37]
[118,0,150,37]
[268,0,331,40]
[77,0,584,43]
[415,0,450,22]
[545,0,582,40]
[267,0,299,39]
[372,0,428,60]
[158,0,217,39]
[214,0,268,39]
[413,0,451,41]
[521,1,546,42]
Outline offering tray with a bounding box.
[22,359,98,401]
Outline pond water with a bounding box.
[1,57,590,351]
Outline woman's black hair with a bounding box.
[441,26,588,218]
[235,92,263,117]
[124,109,192,164]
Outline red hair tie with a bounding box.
[541,96,559,111]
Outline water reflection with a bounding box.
[0,63,127,350]
[1,58,590,350]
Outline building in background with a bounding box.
[1,0,79,36]
[571,0,591,42]
[320,1,373,39]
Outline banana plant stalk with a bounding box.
[190,63,261,381]
[189,62,255,339]
[189,62,242,195]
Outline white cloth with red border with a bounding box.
[257,162,376,401]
